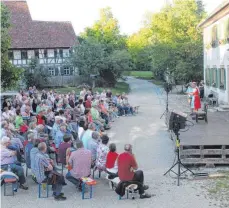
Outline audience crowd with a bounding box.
[0,86,151,201]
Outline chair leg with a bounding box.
[46,183,49,198]
[38,184,41,198]
[82,183,85,199]
[26,166,28,177]
[99,171,101,178]
[4,183,6,196]
[12,183,14,196]
[90,185,93,198]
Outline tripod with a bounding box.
[160,90,169,119]
[164,127,194,186]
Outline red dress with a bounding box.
[193,88,201,110]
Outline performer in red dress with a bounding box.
[192,82,201,111]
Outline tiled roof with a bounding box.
[3,0,78,49]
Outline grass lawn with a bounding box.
[46,82,130,95]
[123,71,153,79]
[151,79,164,86]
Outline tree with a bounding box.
[1,4,23,89]
[72,8,133,86]
[23,59,49,89]
[148,0,206,82]
[72,38,133,86]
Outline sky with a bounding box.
[27,0,225,35]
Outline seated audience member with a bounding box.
[96,135,109,171]
[87,131,100,167]
[52,116,61,139]
[90,102,105,131]
[85,96,92,109]
[37,110,46,125]
[106,143,118,178]
[15,110,24,129]
[66,141,91,191]
[54,125,67,149]
[78,117,86,140]
[77,99,85,115]
[84,109,93,126]
[58,135,72,165]
[106,89,112,99]
[99,100,110,124]
[81,123,95,149]
[30,139,40,174]
[34,142,67,201]
[117,144,151,199]
[25,133,35,169]
[0,136,28,190]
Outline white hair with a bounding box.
[1,136,11,145]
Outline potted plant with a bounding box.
[212,82,216,87]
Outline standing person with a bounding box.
[33,142,67,201]
[66,141,92,191]
[117,144,151,199]
[186,82,194,114]
[190,82,201,112]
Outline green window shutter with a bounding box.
[209,68,212,85]
[215,68,218,88]
[217,68,220,88]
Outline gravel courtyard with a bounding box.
[1,78,225,208]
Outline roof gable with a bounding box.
[3,1,78,49]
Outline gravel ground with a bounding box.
[1,77,227,208]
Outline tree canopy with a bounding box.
[1,3,22,89]
[71,7,133,86]
[127,0,206,82]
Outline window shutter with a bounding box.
[60,67,64,75]
[55,68,59,76]
[215,68,218,88]
[70,67,74,75]
[224,68,226,90]
[209,68,212,85]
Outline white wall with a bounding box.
[203,14,229,105]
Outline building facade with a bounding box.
[3,0,78,86]
[199,1,229,105]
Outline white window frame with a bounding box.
[48,68,55,76]
[63,67,70,75]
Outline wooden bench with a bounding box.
[3,178,17,196]
[80,177,97,199]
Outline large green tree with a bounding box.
[1,3,22,89]
[72,38,132,87]
[72,7,133,86]
[148,0,206,83]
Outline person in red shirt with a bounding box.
[117,144,151,199]
[106,143,118,178]
[85,96,92,109]
[37,110,46,125]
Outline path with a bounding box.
[2,78,219,208]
